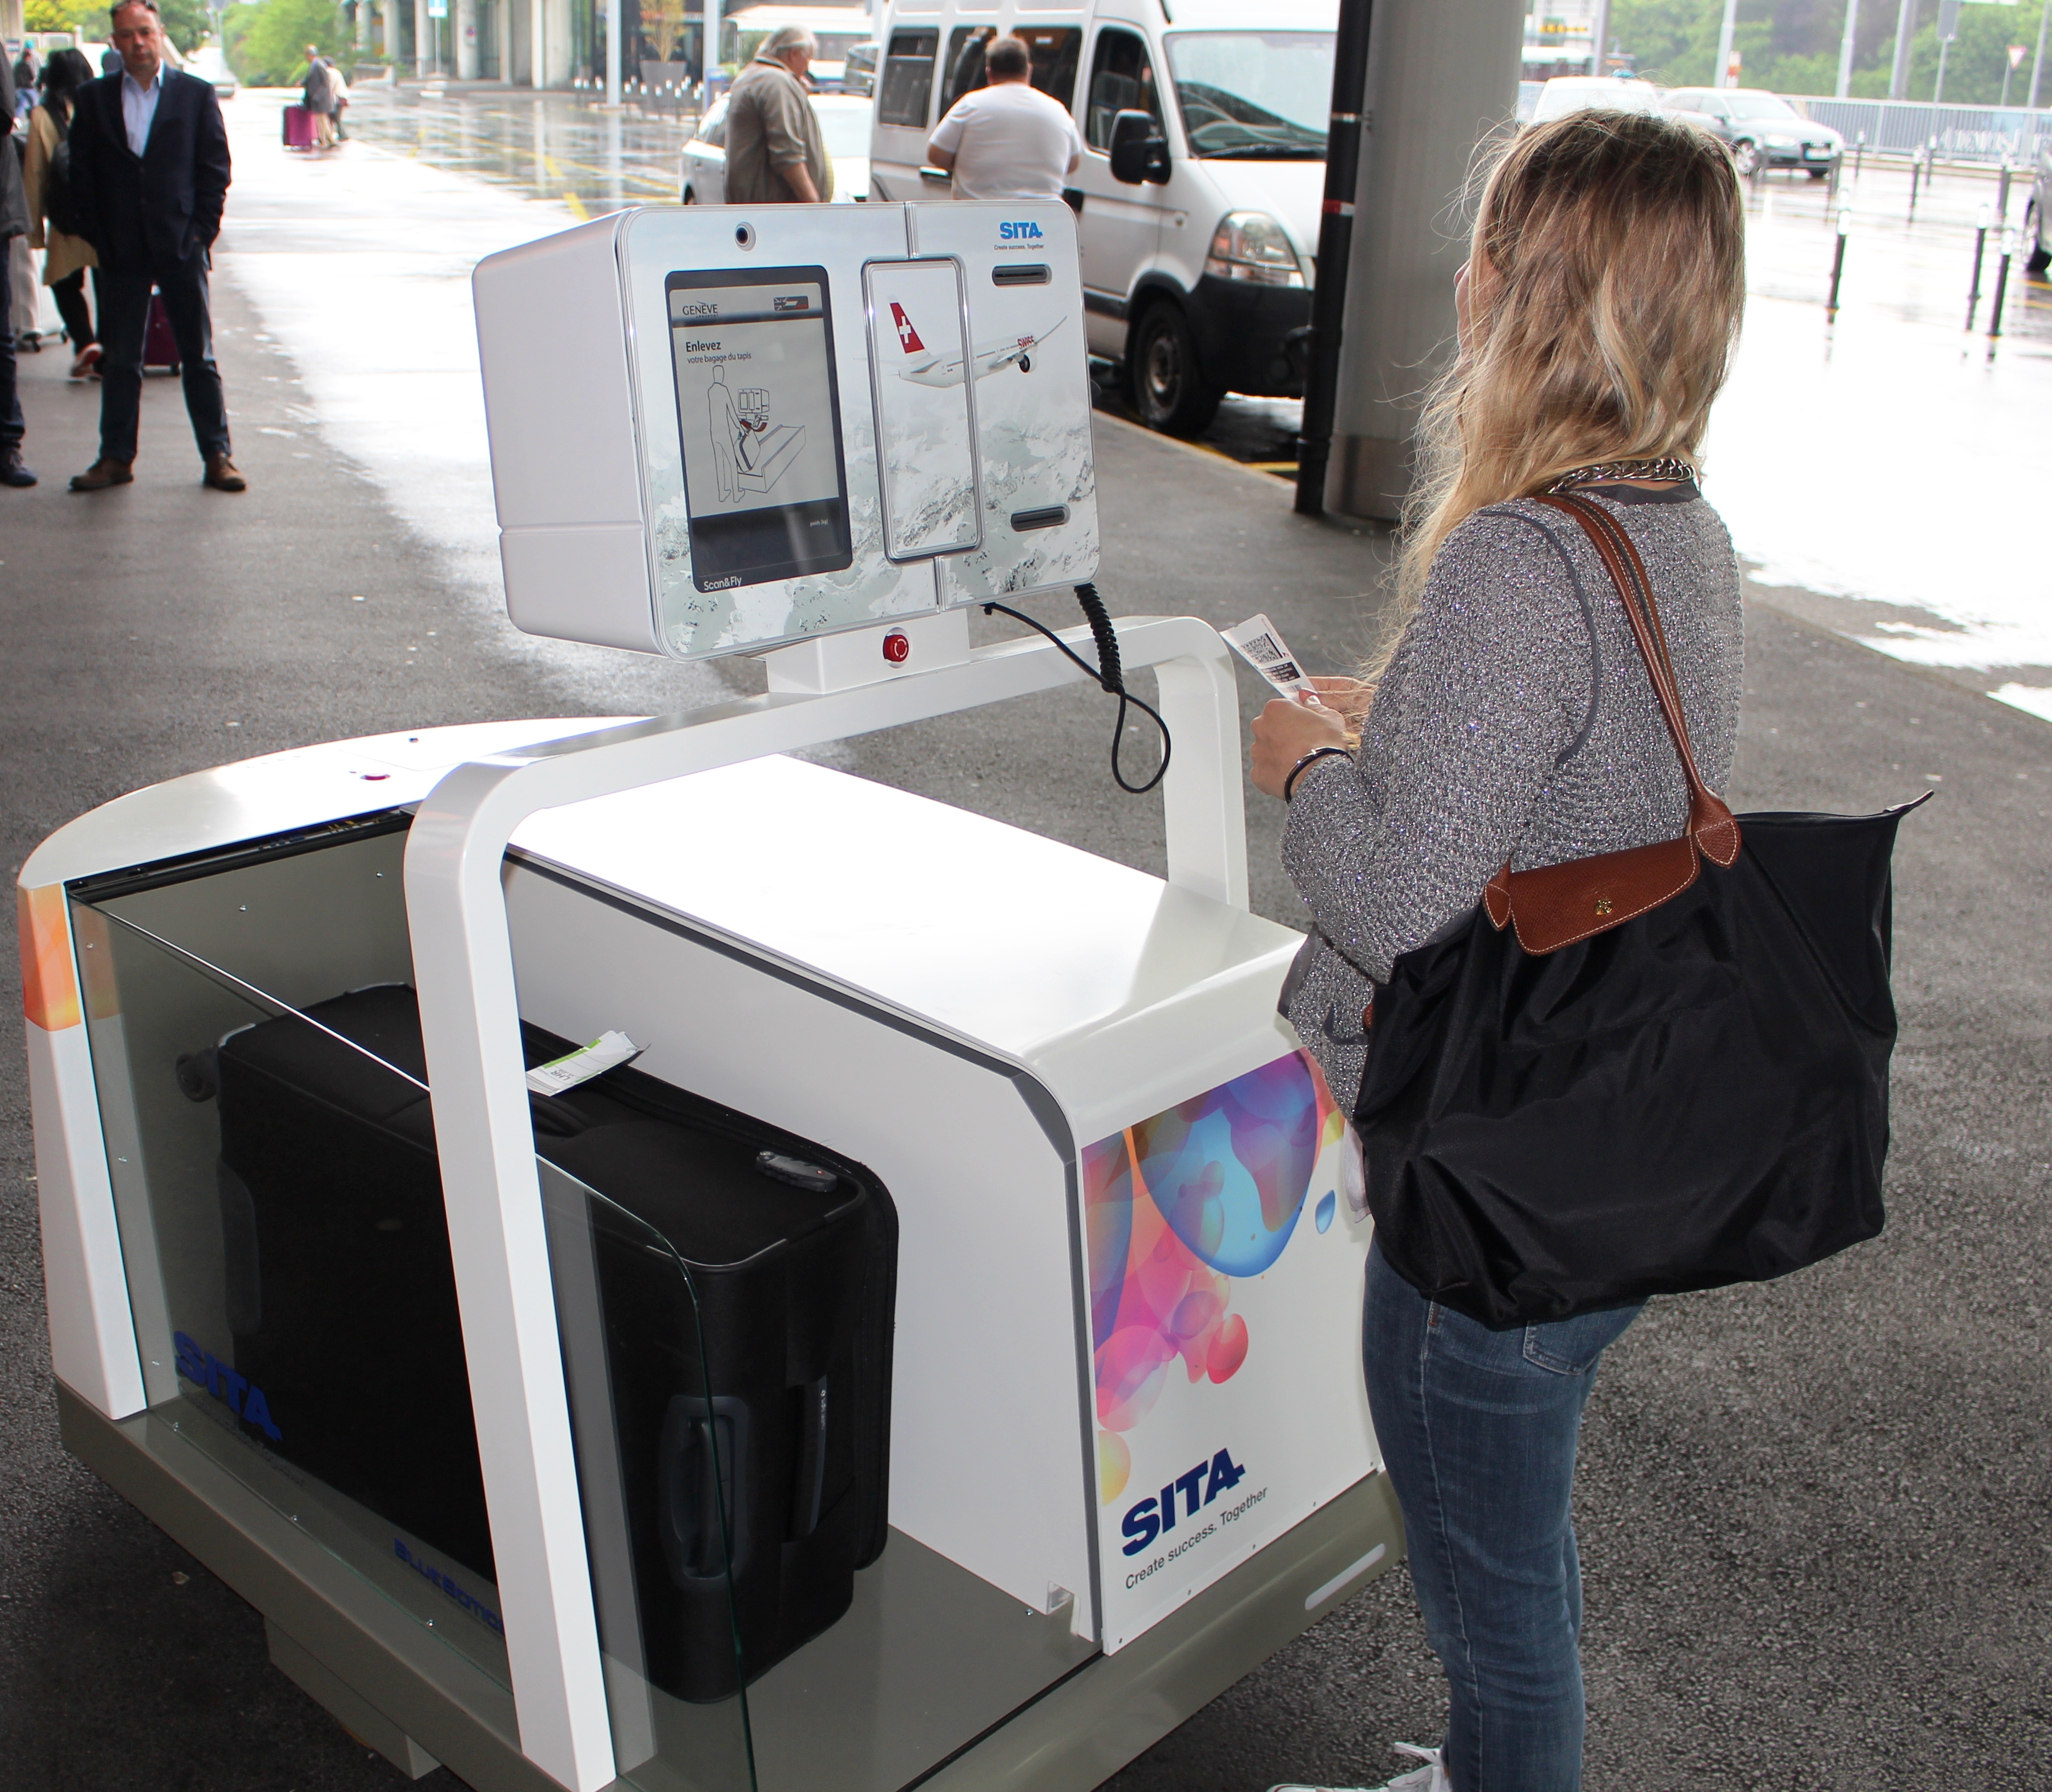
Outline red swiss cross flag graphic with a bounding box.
[890,303,925,354]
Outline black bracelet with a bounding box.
[1283,746,1352,802]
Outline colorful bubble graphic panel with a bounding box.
[1083,1053,1333,1482]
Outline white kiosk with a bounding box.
[23,202,1397,1792]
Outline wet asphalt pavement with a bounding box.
[1,85,2048,1792]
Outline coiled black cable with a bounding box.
[982,583,1172,794]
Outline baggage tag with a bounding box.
[1220,614,1322,703]
[528,1029,643,1096]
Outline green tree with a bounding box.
[1608,0,2049,102]
[25,0,214,55]
[227,0,349,86]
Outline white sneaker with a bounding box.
[1267,1742,1449,1792]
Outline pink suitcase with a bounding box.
[282,104,318,148]
[143,293,181,375]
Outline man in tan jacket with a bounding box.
[724,26,833,205]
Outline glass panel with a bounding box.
[878,27,938,128]
[938,24,1081,118]
[70,860,755,1785]
[1164,31,1333,161]
[71,898,518,1691]
[541,1164,755,1790]
[1085,27,1164,151]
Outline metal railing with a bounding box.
[1513,81,2052,165]
[1792,97,2051,165]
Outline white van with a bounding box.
[867,0,1335,436]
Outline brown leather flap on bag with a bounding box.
[1485,834,1702,954]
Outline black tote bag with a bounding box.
[1355,492,1925,1328]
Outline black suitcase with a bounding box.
[195,982,896,1700]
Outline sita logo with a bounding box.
[999,220,1045,241]
[174,1331,282,1441]
[1121,1447,1247,1555]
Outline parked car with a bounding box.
[842,40,878,97]
[681,92,874,203]
[1663,87,1842,178]
[1527,74,1664,124]
[870,0,1334,437]
[187,44,239,99]
[2027,141,2051,274]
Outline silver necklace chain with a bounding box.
[1546,457,1698,493]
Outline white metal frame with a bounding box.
[401,614,1243,1790]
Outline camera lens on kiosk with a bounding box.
[735,222,756,249]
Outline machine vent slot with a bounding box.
[1010,505,1070,532]
[992,264,1052,287]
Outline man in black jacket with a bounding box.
[67,0,243,492]
[0,53,34,488]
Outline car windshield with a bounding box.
[1724,93,1800,121]
[1165,31,1333,159]
[818,105,873,160]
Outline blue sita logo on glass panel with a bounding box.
[174,1330,282,1440]
[999,221,1045,241]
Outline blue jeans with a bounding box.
[1363,1239,1640,1792]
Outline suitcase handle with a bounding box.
[658,1394,751,1584]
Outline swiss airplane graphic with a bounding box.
[888,301,1064,386]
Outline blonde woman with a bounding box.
[1252,111,1747,1792]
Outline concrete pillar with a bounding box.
[1326,0,1526,521]
[415,0,431,75]
[458,0,480,77]
[499,0,514,80]
[357,0,373,54]
[0,0,23,43]
[530,0,545,86]
[543,0,572,85]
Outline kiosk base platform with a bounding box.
[61,1381,1401,1792]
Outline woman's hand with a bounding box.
[1251,692,1352,800]
[1307,676,1374,726]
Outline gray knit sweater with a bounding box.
[1282,484,1743,1109]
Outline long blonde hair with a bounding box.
[1387,109,1746,650]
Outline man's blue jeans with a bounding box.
[1363,1239,1640,1792]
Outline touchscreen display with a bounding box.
[667,267,854,592]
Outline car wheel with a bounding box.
[1808,167,1829,180]
[1731,139,1761,177]
[2029,199,2052,274]
[1130,304,1223,439]
[682,186,698,204]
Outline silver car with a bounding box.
[1663,88,1842,178]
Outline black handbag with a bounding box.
[1355,491,1925,1328]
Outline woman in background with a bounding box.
[23,48,100,379]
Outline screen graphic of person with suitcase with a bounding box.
[63,0,244,493]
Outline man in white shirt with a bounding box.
[927,36,1082,202]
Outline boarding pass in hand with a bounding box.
[1220,614,1320,700]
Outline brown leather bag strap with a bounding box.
[1532,492,1740,868]
[1552,495,1691,746]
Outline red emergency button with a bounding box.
[882,630,911,664]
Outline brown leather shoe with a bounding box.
[204,454,247,492]
[70,458,135,492]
